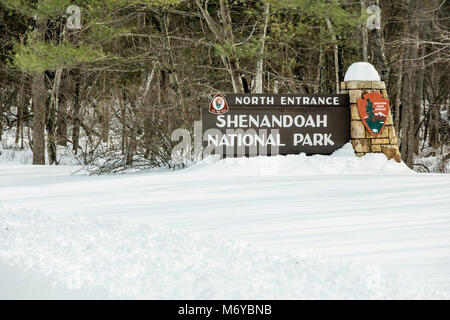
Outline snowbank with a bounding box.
[0,206,441,299]
[186,143,413,176]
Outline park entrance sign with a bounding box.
[201,93,350,157]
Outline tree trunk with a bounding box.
[325,17,339,93]
[31,21,47,165]
[315,44,323,94]
[401,0,422,167]
[162,12,187,124]
[101,103,109,143]
[121,93,127,155]
[142,66,156,158]
[255,3,270,94]
[15,76,26,146]
[228,55,244,94]
[47,67,63,164]
[57,101,68,146]
[72,70,81,154]
[428,62,441,149]
[361,1,368,62]
[0,101,3,142]
[413,45,425,155]
[394,32,405,134]
[126,126,136,166]
[368,0,388,80]
[196,0,244,93]
[31,71,46,165]
[46,92,57,165]
[220,0,244,93]
[338,44,344,81]
[429,106,440,148]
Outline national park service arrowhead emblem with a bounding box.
[209,93,229,114]
[357,92,390,137]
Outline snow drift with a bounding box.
[187,143,413,176]
[0,143,448,299]
[0,206,443,299]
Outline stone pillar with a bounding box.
[341,80,401,162]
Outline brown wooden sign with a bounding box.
[202,94,350,156]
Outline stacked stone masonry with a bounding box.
[342,81,402,162]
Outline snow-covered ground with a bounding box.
[1,144,450,299]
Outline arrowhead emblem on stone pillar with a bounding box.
[357,92,390,137]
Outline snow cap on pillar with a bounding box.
[344,62,380,81]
